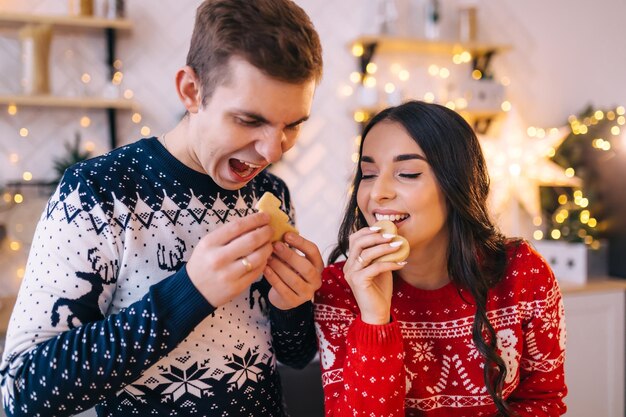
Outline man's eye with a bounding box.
[236,117,261,126]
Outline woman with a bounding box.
[314,101,567,416]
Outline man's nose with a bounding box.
[257,127,285,164]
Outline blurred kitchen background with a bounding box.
[0,1,625,416]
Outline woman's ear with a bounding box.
[175,66,202,113]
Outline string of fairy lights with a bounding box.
[346,42,512,126]
[1,57,155,282]
[1,41,625,284]
[2,57,152,183]
[341,39,623,248]
[534,106,626,249]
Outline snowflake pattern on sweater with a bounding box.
[0,138,317,416]
[314,241,567,417]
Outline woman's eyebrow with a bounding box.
[394,153,426,162]
[361,154,426,163]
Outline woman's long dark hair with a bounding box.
[329,100,515,416]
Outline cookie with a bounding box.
[372,220,410,263]
[255,192,299,242]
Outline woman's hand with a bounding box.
[344,226,407,325]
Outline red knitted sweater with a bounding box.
[314,241,567,416]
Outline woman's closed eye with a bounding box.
[361,172,421,180]
[399,173,421,179]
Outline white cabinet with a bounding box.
[561,281,626,417]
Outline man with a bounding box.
[0,0,323,415]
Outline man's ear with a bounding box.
[175,66,202,113]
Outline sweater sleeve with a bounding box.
[270,301,318,369]
[314,265,405,417]
[0,175,215,416]
[266,183,317,369]
[2,268,214,417]
[506,247,568,416]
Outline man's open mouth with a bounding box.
[229,158,264,181]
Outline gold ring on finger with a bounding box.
[241,256,253,273]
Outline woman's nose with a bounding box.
[370,174,395,201]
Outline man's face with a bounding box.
[184,57,316,190]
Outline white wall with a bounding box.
[481,0,626,126]
[1,0,625,292]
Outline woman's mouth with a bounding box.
[229,158,264,181]
[375,212,410,226]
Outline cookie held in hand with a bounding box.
[372,220,410,263]
[255,192,299,242]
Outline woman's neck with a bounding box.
[397,240,450,290]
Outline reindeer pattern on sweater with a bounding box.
[1,138,315,417]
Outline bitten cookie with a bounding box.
[255,192,299,242]
[372,220,410,263]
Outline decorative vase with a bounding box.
[458,5,477,42]
[19,24,53,95]
[104,0,125,19]
[68,0,94,16]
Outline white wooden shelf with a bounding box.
[350,35,511,57]
[0,11,134,148]
[0,12,132,31]
[0,94,134,110]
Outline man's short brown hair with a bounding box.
[186,0,323,104]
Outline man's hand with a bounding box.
[186,212,273,307]
[263,232,323,310]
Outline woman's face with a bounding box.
[357,121,449,255]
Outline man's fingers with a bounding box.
[283,233,324,272]
[264,266,299,302]
[266,256,308,295]
[231,242,273,279]
[226,224,273,260]
[211,212,271,246]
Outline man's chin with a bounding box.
[214,173,256,191]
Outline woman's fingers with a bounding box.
[347,258,402,280]
[348,226,394,267]
[356,240,406,268]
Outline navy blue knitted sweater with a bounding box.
[0,138,317,416]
